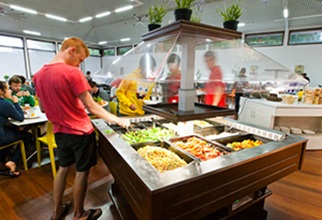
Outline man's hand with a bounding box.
[129,103,137,111]
[116,118,131,129]
[23,91,30,96]
[16,91,30,97]
[11,95,19,103]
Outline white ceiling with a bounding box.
[0,0,321,48]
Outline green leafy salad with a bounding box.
[122,127,176,145]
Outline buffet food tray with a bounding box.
[167,134,231,161]
[193,119,225,136]
[212,134,273,152]
[131,141,196,164]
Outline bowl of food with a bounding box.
[281,95,297,104]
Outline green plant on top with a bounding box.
[174,0,197,9]
[217,0,242,22]
[148,0,169,24]
[148,4,167,24]
[4,75,9,82]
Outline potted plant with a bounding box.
[148,3,168,31]
[4,75,9,82]
[173,0,197,21]
[217,1,242,30]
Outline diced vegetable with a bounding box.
[173,137,223,161]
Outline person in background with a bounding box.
[8,75,35,107]
[34,37,130,220]
[165,53,181,103]
[203,51,226,107]
[30,75,35,90]
[85,71,92,81]
[88,80,109,111]
[18,75,35,95]
[116,54,156,116]
[0,81,33,177]
[233,67,249,115]
[302,73,310,83]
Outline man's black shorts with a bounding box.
[55,132,97,172]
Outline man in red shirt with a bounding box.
[34,37,129,220]
[204,50,226,107]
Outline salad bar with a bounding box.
[93,115,307,220]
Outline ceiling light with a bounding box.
[45,14,67,22]
[120,38,130,42]
[79,17,92,23]
[95,11,111,18]
[115,5,133,13]
[283,8,289,18]
[238,22,245,27]
[98,41,108,45]
[23,30,41,36]
[10,5,38,14]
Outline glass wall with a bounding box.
[27,39,56,76]
[0,35,25,81]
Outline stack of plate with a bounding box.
[290,127,302,135]
[279,126,290,134]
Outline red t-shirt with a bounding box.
[166,73,181,103]
[34,62,93,135]
[205,66,226,107]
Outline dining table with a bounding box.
[10,106,48,161]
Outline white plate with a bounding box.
[290,127,302,135]
[303,129,316,135]
[143,100,162,105]
[100,101,108,107]
[24,114,40,119]
[279,126,290,133]
[96,101,108,107]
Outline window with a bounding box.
[245,32,284,47]
[89,48,101,56]
[27,39,55,51]
[0,35,25,79]
[289,28,322,45]
[27,39,56,74]
[0,35,23,48]
[117,45,132,56]
[103,48,116,56]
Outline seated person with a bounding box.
[116,54,156,116]
[7,75,35,107]
[0,81,33,177]
[88,80,109,111]
[18,75,35,96]
[165,53,181,103]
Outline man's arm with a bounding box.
[79,91,130,128]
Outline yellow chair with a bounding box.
[36,121,57,179]
[0,140,28,171]
[109,101,118,116]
